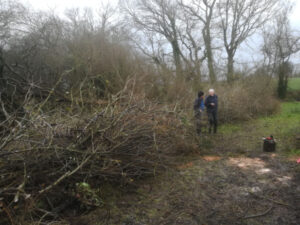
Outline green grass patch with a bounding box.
[256,102,300,147]
[258,102,300,155]
[261,102,300,121]
[219,102,300,155]
[288,77,300,91]
[219,123,241,134]
[219,102,300,132]
[288,149,300,156]
[280,101,300,116]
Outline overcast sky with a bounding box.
[20,0,300,66]
[21,0,300,29]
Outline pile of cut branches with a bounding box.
[0,87,192,224]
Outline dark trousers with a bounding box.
[195,111,202,135]
[207,111,217,133]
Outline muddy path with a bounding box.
[70,105,300,225]
[75,153,299,225]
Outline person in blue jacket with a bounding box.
[194,91,205,135]
[205,89,218,134]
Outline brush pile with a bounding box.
[0,89,191,224]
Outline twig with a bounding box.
[0,201,14,225]
[243,205,273,219]
[36,69,74,113]
[38,155,91,195]
[249,192,293,208]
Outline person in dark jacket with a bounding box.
[205,89,218,134]
[194,91,205,135]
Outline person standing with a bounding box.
[205,89,218,134]
[194,91,205,135]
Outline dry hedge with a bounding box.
[146,75,280,123]
[206,76,280,122]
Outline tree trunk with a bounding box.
[207,51,215,83]
[171,40,182,77]
[227,53,234,83]
[277,62,291,99]
[195,60,201,82]
[203,27,216,83]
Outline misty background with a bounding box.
[20,0,300,72]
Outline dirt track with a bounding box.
[75,138,299,225]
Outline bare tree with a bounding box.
[262,2,300,98]
[177,16,207,81]
[180,0,217,82]
[97,1,117,34]
[124,0,184,77]
[217,0,278,82]
[0,0,27,86]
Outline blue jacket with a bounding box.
[205,95,218,113]
[194,97,205,111]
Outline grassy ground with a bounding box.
[288,77,300,91]
[65,102,300,225]
[218,102,300,156]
